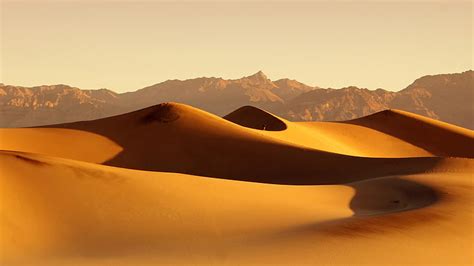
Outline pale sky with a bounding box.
[0,1,472,92]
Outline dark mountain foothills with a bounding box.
[0,70,472,129]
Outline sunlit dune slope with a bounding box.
[0,128,122,163]
[347,109,474,158]
[0,151,472,265]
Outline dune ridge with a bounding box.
[5,103,455,184]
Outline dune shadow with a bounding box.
[268,176,442,241]
[224,105,287,131]
[12,154,51,166]
[348,176,438,216]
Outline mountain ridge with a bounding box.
[0,70,472,128]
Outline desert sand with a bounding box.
[0,102,473,265]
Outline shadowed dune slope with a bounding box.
[347,109,474,158]
[0,151,472,265]
[224,105,287,131]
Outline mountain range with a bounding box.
[0,70,472,128]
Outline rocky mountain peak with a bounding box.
[244,71,270,83]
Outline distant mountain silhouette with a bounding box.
[279,71,473,128]
[0,85,122,127]
[118,71,291,116]
[0,70,472,129]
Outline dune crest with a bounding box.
[140,102,182,124]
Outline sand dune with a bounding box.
[2,103,470,165]
[225,105,429,157]
[225,105,473,158]
[0,151,354,264]
[0,151,472,265]
[0,103,473,265]
[348,109,474,158]
[25,103,463,184]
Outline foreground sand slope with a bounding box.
[0,151,354,264]
[0,151,472,265]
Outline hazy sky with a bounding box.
[1,1,472,92]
